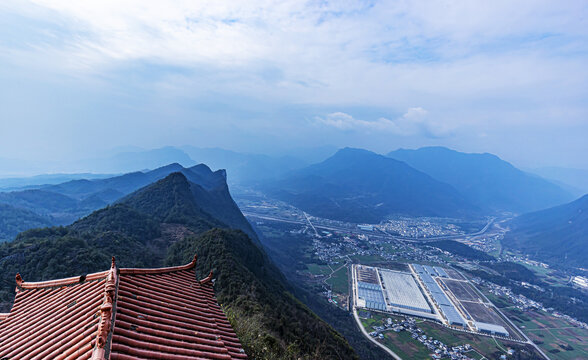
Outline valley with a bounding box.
[242,194,588,360]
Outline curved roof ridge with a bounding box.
[90,257,118,360]
[15,270,109,290]
[119,254,198,275]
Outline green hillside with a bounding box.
[0,172,357,359]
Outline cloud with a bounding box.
[315,108,452,138]
[0,1,587,167]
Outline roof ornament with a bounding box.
[15,273,23,287]
[90,258,118,360]
[200,270,214,284]
[190,254,198,267]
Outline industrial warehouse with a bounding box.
[379,269,431,313]
[352,263,514,339]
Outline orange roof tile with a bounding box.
[0,255,247,360]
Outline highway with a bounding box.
[244,211,496,243]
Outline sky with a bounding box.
[1,0,587,172]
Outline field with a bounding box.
[306,263,331,276]
[443,278,481,302]
[463,302,525,341]
[350,254,387,265]
[326,266,349,294]
[381,331,431,359]
[462,301,501,323]
[444,267,467,280]
[360,312,431,359]
[503,308,588,360]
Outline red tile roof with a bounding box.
[0,256,247,360]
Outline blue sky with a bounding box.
[0,0,587,171]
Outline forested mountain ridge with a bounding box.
[0,172,357,360]
[0,203,53,242]
[0,163,255,241]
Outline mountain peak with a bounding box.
[119,172,217,230]
[266,147,477,222]
[335,147,376,156]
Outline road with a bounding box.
[303,211,320,237]
[350,263,402,359]
[352,307,402,360]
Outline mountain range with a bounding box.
[264,148,480,223]
[504,194,588,269]
[0,163,256,242]
[0,145,329,185]
[388,146,574,214]
[0,172,357,359]
[1,145,580,233]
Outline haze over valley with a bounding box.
[1,1,588,360]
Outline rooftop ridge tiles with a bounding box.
[16,270,110,290]
[119,254,198,275]
[0,280,105,341]
[200,270,214,284]
[113,319,226,348]
[1,254,247,359]
[90,256,118,360]
[12,255,198,292]
[114,312,220,342]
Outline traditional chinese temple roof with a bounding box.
[0,256,247,360]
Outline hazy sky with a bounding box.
[1,1,587,169]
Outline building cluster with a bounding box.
[310,229,447,265]
[462,235,500,254]
[367,316,481,360]
[378,218,463,238]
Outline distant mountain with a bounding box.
[180,146,308,184]
[388,147,574,214]
[531,166,588,196]
[78,146,196,173]
[0,189,89,225]
[0,163,256,240]
[503,195,588,269]
[264,148,479,223]
[0,173,113,192]
[0,172,357,359]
